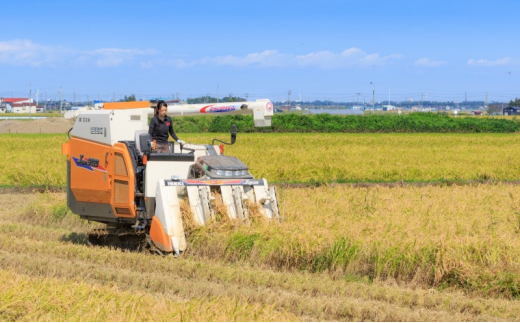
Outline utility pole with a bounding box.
[388,87,390,109]
[216,85,219,103]
[371,82,375,114]
[36,89,39,115]
[28,83,32,118]
[245,93,249,101]
[59,86,63,117]
[356,93,361,108]
[288,90,292,109]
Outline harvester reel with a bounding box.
[232,186,247,221]
[187,186,213,225]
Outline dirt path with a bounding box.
[0,117,74,134]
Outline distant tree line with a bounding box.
[186,95,246,104]
[171,113,520,134]
[106,95,520,111]
[123,94,136,102]
[508,98,520,107]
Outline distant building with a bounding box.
[0,98,33,112]
[382,105,396,111]
[503,107,520,115]
[12,102,40,113]
[472,111,482,116]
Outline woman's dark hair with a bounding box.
[155,100,167,115]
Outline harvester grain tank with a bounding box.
[61,99,279,255]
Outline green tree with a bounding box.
[221,95,246,102]
[508,98,520,107]
[187,96,219,104]
[186,95,246,104]
[124,94,136,102]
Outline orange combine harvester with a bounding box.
[62,99,279,255]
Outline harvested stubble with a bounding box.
[0,268,296,322]
[2,133,520,187]
[2,193,520,321]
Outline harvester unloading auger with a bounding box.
[61,99,279,255]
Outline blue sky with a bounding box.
[1,0,519,103]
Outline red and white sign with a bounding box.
[266,101,273,112]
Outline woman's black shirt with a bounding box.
[148,115,179,143]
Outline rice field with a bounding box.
[2,131,520,321]
[189,183,520,298]
[1,133,520,187]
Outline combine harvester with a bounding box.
[62,99,279,255]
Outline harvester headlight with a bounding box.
[212,169,248,177]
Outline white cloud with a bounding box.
[211,50,293,67]
[0,39,72,66]
[198,50,292,67]
[0,40,403,70]
[198,48,402,69]
[468,57,513,66]
[84,48,158,67]
[0,39,157,67]
[414,57,446,67]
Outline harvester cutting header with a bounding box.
[62,99,279,255]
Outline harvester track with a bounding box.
[87,228,148,252]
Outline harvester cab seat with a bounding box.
[135,130,152,155]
